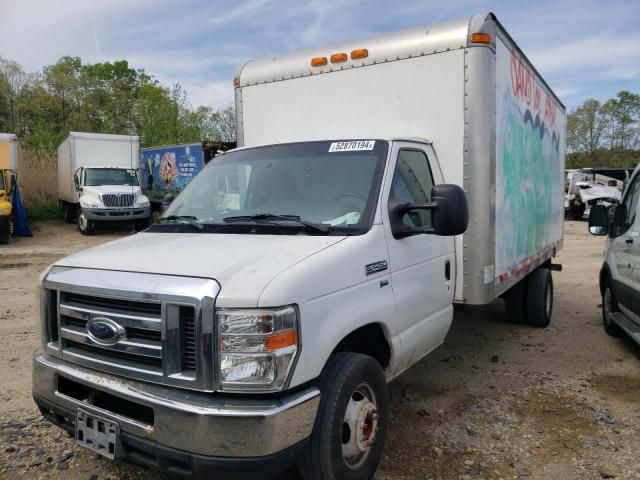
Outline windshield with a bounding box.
[85,168,139,186]
[163,140,388,234]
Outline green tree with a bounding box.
[567,98,606,161]
[601,91,640,150]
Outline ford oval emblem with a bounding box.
[87,318,125,344]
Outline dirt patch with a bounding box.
[590,373,640,404]
[1,221,640,480]
[511,389,599,459]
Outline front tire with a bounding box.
[602,282,623,337]
[77,211,95,236]
[135,216,151,231]
[298,353,388,480]
[0,216,11,244]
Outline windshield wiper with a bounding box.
[222,213,329,234]
[158,215,204,230]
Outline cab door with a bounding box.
[610,172,640,318]
[382,142,455,368]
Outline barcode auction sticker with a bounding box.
[328,140,375,152]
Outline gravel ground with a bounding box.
[0,220,638,480]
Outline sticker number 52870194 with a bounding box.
[328,140,375,152]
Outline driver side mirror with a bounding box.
[588,205,609,236]
[389,184,469,239]
[73,170,82,192]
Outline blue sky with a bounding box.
[1,0,638,111]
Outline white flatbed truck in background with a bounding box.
[33,12,565,480]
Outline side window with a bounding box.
[389,149,434,229]
[621,175,640,232]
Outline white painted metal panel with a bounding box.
[242,51,465,187]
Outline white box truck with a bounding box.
[57,132,151,235]
[34,13,565,480]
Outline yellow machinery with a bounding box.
[0,133,18,244]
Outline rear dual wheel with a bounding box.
[504,267,553,327]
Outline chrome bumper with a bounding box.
[82,206,150,221]
[33,352,320,457]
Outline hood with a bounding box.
[578,184,621,203]
[83,185,141,195]
[54,232,346,306]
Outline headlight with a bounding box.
[80,200,100,208]
[217,305,299,392]
[137,201,150,207]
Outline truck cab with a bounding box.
[0,133,19,244]
[33,138,466,479]
[72,166,150,235]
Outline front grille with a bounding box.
[180,306,196,371]
[58,292,164,376]
[101,193,134,208]
[42,268,219,391]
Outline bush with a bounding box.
[26,202,63,223]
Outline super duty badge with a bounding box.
[365,260,388,276]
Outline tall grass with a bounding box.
[18,148,62,222]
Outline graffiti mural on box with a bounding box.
[496,49,564,277]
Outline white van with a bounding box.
[589,164,640,345]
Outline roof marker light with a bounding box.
[350,48,369,60]
[311,56,328,67]
[330,53,348,63]
[470,33,492,44]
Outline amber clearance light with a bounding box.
[330,52,348,63]
[311,56,328,67]
[350,48,369,60]
[470,32,492,44]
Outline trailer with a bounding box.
[140,141,236,209]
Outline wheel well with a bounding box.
[332,323,391,369]
[599,267,610,296]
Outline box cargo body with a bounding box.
[140,143,204,205]
[140,142,236,206]
[57,132,140,204]
[235,12,566,304]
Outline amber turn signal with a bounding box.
[266,330,298,351]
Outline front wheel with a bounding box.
[77,211,95,236]
[298,353,388,480]
[0,216,11,245]
[135,216,151,231]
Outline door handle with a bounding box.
[445,260,451,281]
[626,238,634,245]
